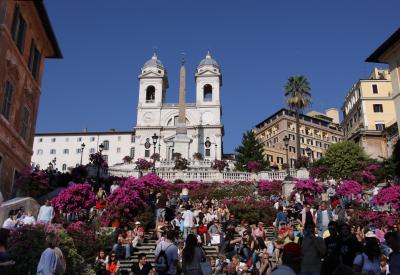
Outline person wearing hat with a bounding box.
[271,243,301,275]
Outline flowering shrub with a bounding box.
[212,160,227,172]
[89,152,108,168]
[371,186,400,210]
[66,221,98,261]
[247,160,262,173]
[103,187,147,226]
[309,165,329,181]
[258,180,282,196]
[349,210,400,227]
[209,181,255,200]
[336,180,362,198]
[294,179,324,204]
[223,197,276,225]
[171,181,210,200]
[8,224,86,274]
[135,158,154,171]
[52,183,96,213]
[351,170,377,188]
[15,168,50,197]
[121,174,168,191]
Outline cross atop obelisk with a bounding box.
[177,52,187,135]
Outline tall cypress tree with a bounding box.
[235,130,269,171]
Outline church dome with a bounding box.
[143,52,164,70]
[198,51,219,69]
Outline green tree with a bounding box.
[324,141,367,179]
[284,75,312,161]
[235,130,269,171]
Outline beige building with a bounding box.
[253,108,343,169]
[366,28,400,151]
[341,68,396,159]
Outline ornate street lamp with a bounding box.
[80,143,86,165]
[283,136,292,180]
[151,133,159,174]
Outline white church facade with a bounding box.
[134,52,224,161]
[31,52,224,171]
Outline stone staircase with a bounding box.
[119,239,219,272]
[119,227,276,272]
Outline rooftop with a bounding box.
[33,0,62,58]
[366,28,400,63]
[255,108,341,131]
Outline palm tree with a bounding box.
[284,75,312,163]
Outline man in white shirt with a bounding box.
[22,210,36,225]
[182,205,194,239]
[38,200,55,224]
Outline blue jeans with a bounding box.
[156,208,166,221]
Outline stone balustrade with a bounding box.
[107,165,306,181]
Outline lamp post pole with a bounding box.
[151,133,159,174]
[97,144,104,186]
[283,136,292,180]
[80,143,86,165]
[306,147,312,167]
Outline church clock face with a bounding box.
[143,112,154,123]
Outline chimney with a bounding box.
[83,128,88,133]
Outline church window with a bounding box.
[145,150,150,158]
[146,86,155,103]
[203,84,212,102]
[205,149,210,157]
[103,140,109,150]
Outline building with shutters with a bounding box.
[0,0,62,199]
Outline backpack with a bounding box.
[155,243,172,273]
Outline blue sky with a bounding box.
[38,0,399,153]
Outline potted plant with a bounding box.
[193,152,203,161]
[135,158,153,172]
[211,160,227,172]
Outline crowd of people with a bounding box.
[0,179,399,275]
[90,181,400,275]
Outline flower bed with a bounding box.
[258,180,282,196]
[294,179,324,204]
[103,187,147,226]
[52,183,96,214]
[223,197,276,225]
[336,180,362,198]
[371,185,400,210]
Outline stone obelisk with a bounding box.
[174,56,191,159]
[177,57,187,135]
